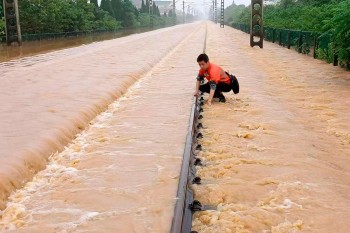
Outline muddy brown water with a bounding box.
[192,23,350,233]
[1,21,350,233]
[0,23,204,232]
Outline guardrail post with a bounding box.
[287,30,291,49]
[313,33,318,59]
[333,42,338,66]
[298,31,303,53]
[278,30,282,46]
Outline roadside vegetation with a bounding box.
[225,0,350,68]
[0,0,175,36]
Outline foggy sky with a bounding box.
[97,0,252,12]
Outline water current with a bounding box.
[192,23,350,233]
[1,21,349,233]
[0,23,204,233]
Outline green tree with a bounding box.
[278,0,296,9]
[226,0,350,68]
[100,0,114,17]
[1,0,173,42]
[146,0,150,13]
[111,0,122,20]
[1,0,5,36]
[322,1,350,68]
[0,0,3,18]
[90,0,99,7]
[141,0,147,13]
[121,0,137,27]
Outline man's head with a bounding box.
[197,54,209,71]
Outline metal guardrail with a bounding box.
[232,23,339,66]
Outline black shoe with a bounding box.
[214,91,224,98]
[219,95,226,102]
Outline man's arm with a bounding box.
[207,81,217,105]
[208,88,215,105]
[194,80,201,96]
[194,75,203,96]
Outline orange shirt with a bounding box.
[198,62,231,85]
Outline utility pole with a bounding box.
[212,0,214,21]
[183,0,185,24]
[149,0,154,27]
[220,0,224,27]
[3,0,22,45]
[214,0,218,23]
[173,0,176,25]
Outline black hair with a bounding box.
[197,53,209,63]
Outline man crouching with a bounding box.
[194,54,233,106]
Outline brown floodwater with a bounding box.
[0,27,155,63]
[1,21,350,233]
[192,23,350,232]
[0,22,204,214]
[0,22,207,232]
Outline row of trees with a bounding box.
[225,0,350,68]
[0,0,174,36]
[140,0,162,16]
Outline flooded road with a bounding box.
[192,23,350,232]
[0,22,206,232]
[1,21,350,232]
[0,28,154,63]
[0,23,202,212]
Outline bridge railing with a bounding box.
[232,23,339,66]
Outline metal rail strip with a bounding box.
[171,25,207,233]
[170,95,204,233]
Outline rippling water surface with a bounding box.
[0,22,206,232]
[192,23,350,233]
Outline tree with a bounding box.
[322,1,350,68]
[152,3,156,15]
[100,0,114,17]
[0,0,5,36]
[141,0,144,12]
[111,0,122,20]
[278,0,296,9]
[90,0,99,7]
[0,1,3,18]
[156,6,161,16]
[121,0,137,27]
[1,0,173,39]
[145,0,150,13]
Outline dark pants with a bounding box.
[199,82,232,96]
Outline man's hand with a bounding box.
[194,90,199,96]
[207,100,212,106]
[208,89,215,106]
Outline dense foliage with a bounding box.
[0,0,174,36]
[225,0,350,68]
